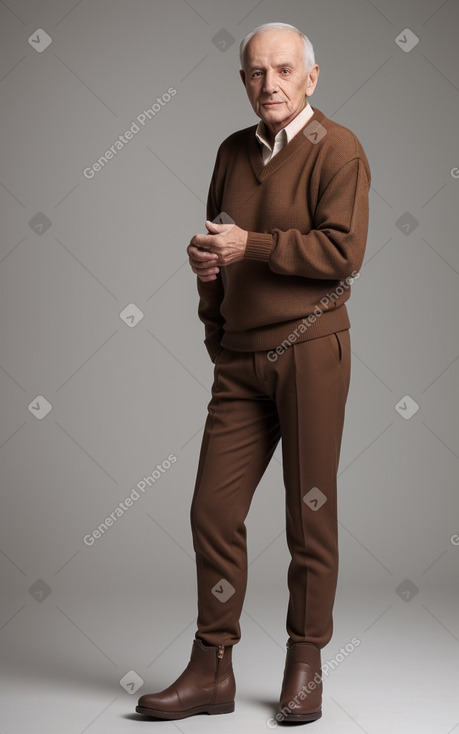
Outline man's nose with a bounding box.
[263,71,277,94]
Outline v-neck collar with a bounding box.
[248,106,321,183]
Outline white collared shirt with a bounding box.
[255,102,314,165]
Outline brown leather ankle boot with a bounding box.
[277,641,322,722]
[135,638,235,720]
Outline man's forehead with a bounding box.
[245,31,304,64]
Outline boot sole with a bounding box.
[278,709,322,722]
[135,701,235,719]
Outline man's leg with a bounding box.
[191,348,281,647]
[270,330,351,721]
[137,348,280,720]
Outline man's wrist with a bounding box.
[244,232,274,262]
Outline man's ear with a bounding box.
[239,69,246,87]
[305,64,319,97]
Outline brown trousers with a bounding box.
[190,329,351,649]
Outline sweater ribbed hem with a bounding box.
[244,232,274,262]
[221,305,351,353]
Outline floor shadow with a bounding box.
[253,697,320,727]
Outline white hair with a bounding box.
[239,22,315,71]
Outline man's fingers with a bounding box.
[189,256,220,271]
[191,263,220,275]
[190,233,217,249]
[187,244,218,262]
[187,243,220,279]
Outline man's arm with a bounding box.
[245,157,370,279]
[194,151,226,363]
[190,155,370,281]
[197,275,225,363]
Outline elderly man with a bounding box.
[137,22,370,723]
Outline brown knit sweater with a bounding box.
[197,106,371,361]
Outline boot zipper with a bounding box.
[210,645,225,705]
[215,645,224,680]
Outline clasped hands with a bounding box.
[187,220,248,282]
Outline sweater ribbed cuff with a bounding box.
[244,232,274,262]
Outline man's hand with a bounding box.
[188,220,248,282]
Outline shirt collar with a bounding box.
[255,102,314,155]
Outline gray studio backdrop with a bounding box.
[1,0,458,727]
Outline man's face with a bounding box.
[240,29,319,140]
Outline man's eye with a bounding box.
[252,71,262,78]
[280,69,290,75]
